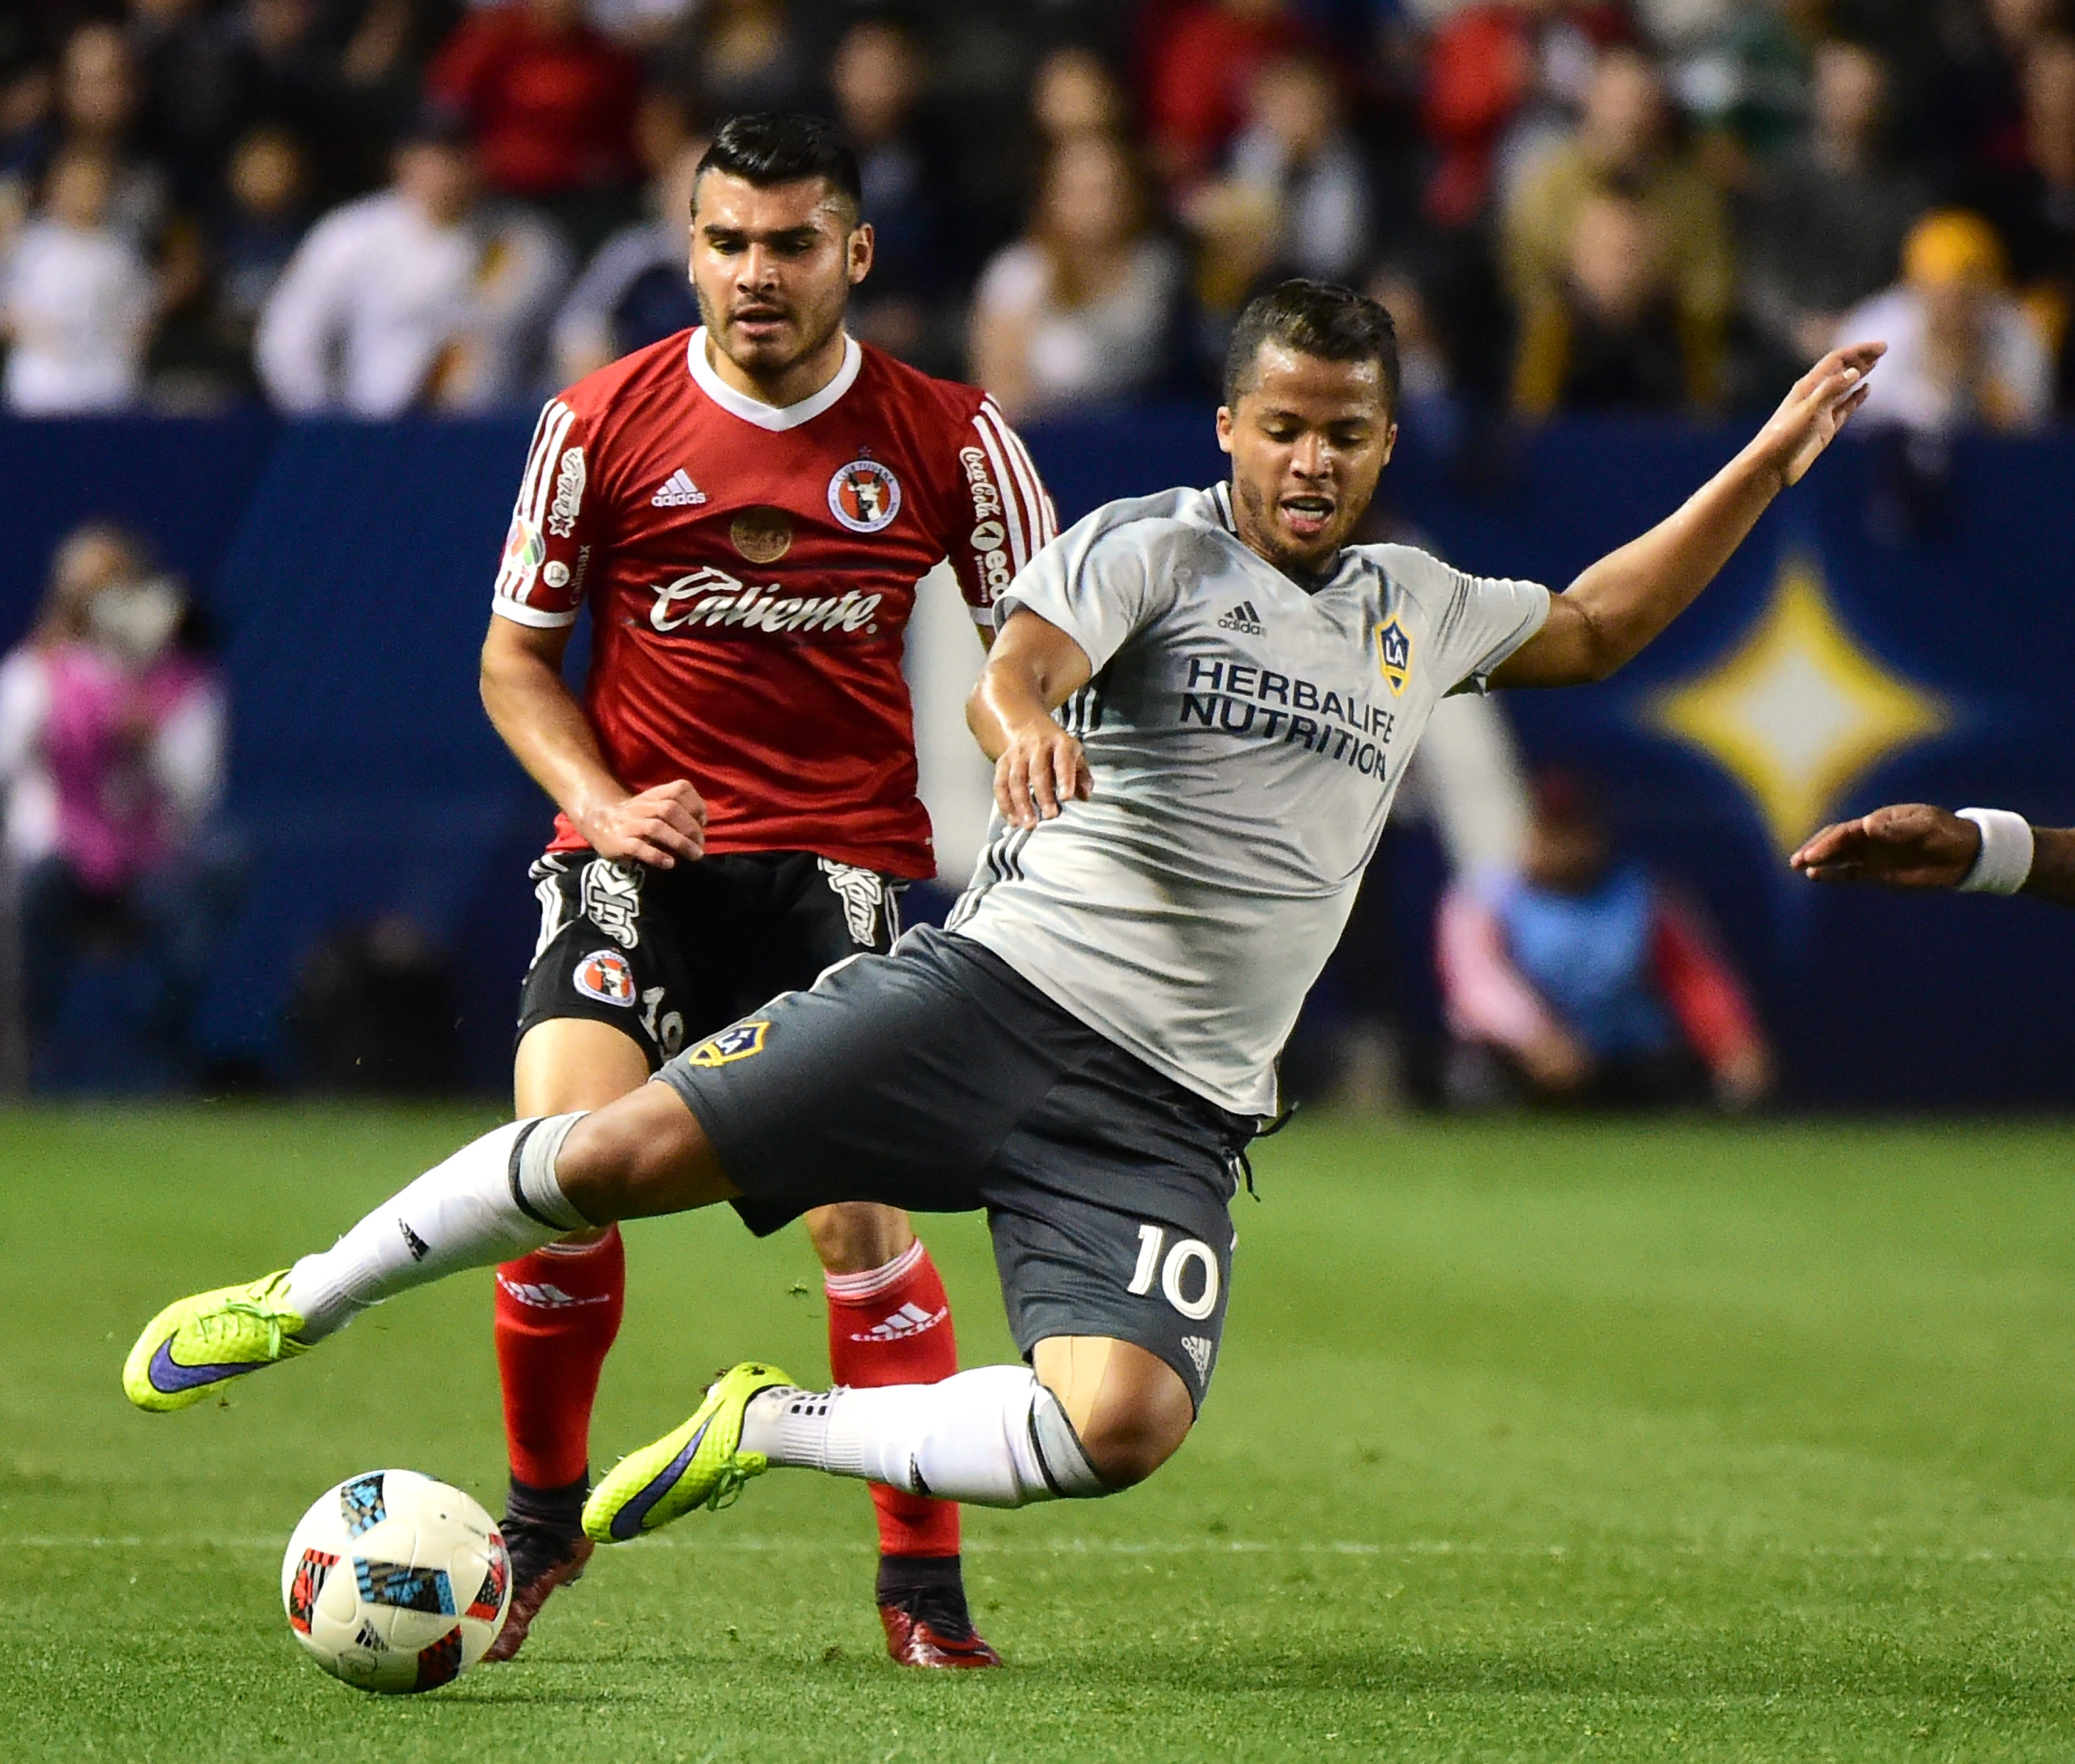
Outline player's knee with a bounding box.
[1074,1397,1193,1490]
[555,1083,726,1219]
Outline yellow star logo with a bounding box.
[1650,555,1948,853]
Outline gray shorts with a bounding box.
[656,926,1253,1407]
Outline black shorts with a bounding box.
[517,849,904,1067]
[656,926,1255,1408]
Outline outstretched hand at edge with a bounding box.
[1754,341,1885,489]
[1790,803,1979,890]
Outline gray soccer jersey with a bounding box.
[947,481,1551,1117]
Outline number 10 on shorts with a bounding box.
[1127,1224,1220,1321]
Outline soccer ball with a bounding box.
[280,1469,510,1693]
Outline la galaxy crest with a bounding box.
[1375,613,1413,696]
[686,1020,770,1067]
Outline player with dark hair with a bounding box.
[127,284,1880,1573]
[468,111,1051,1664]
[1792,805,2075,903]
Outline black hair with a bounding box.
[694,113,863,219]
[1222,279,1400,414]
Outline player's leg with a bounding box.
[481,1017,647,1662]
[122,1081,737,1411]
[770,854,992,1664]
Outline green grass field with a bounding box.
[9,1105,2075,1762]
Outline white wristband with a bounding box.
[1956,808,2034,894]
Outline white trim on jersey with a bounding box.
[972,401,1056,573]
[490,598,580,629]
[685,327,863,431]
[495,398,576,609]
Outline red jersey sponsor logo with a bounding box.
[647,564,884,637]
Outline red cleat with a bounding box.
[482,1524,594,1663]
[878,1597,1005,1669]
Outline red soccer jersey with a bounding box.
[491,329,1056,878]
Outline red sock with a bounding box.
[495,1229,626,1491]
[825,1239,961,1561]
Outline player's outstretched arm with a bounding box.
[1791,804,2075,904]
[481,616,708,867]
[966,609,1094,828]
[1491,342,1885,690]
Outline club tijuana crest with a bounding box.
[828,457,901,533]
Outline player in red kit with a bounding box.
[474,113,1053,1665]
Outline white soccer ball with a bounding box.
[281,1469,510,1694]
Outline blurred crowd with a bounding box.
[3,0,2073,433]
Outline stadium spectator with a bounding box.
[0,523,232,1082]
[255,114,567,414]
[425,0,642,248]
[210,124,311,376]
[53,22,167,246]
[827,18,958,370]
[970,131,1186,421]
[1029,43,1130,151]
[1219,53,1372,284]
[1143,0,1307,187]
[1968,32,2075,406]
[1502,44,1735,405]
[549,136,699,383]
[1834,208,2052,434]
[1656,0,1814,183]
[1742,39,1928,383]
[129,0,248,205]
[1,145,156,413]
[1513,189,1690,412]
[673,0,811,120]
[1437,772,1771,1110]
[225,0,359,203]
[1418,0,1630,229]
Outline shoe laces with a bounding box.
[214,1297,286,1358]
[703,1458,757,1512]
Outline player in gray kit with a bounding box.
[127,282,1884,1543]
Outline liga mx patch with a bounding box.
[1375,613,1413,696]
[573,948,636,1007]
[828,457,901,533]
[685,1020,769,1067]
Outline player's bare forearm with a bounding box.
[479,616,706,866]
[967,609,1094,826]
[1793,804,2075,904]
[1493,342,1884,689]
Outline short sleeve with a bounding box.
[1386,547,1549,696]
[997,507,1169,674]
[492,396,598,629]
[943,396,1058,626]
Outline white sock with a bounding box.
[282,1115,591,1339]
[739,1365,1110,1507]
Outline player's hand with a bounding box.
[1519,1026,1592,1095]
[1790,802,1979,890]
[1749,340,1884,488]
[994,719,1092,828]
[575,779,708,869]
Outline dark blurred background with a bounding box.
[0,0,2071,1109]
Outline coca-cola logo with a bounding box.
[648,566,883,636]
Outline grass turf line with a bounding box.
[6,1104,2075,1761]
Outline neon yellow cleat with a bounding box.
[583,1361,793,1543]
[122,1271,310,1412]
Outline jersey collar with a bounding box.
[1210,479,1347,595]
[685,327,863,431]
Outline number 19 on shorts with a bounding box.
[1127,1224,1220,1321]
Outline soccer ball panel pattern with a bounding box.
[279,1470,512,1694]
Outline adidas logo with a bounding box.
[1216,600,1264,636]
[849,1301,948,1343]
[398,1219,430,1262]
[652,468,707,507]
[1179,1334,1215,1381]
[495,1275,612,1310]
